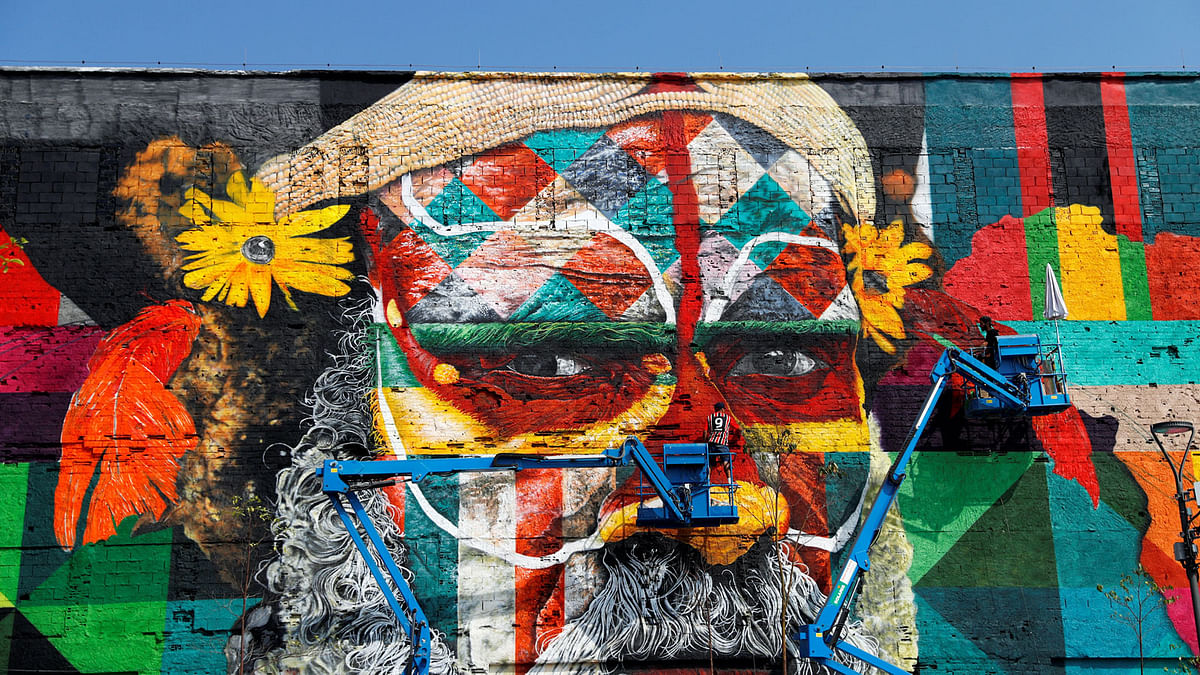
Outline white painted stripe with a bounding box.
[458,472,518,671]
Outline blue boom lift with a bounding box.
[794,334,1070,675]
[320,333,1069,675]
[317,438,736,674]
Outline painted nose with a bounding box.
[640,349,724,449]
[595,348,790,566]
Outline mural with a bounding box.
[1,69,1200,674]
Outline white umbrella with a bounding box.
[1044,263,1068,321]
[1044,263,1068,377]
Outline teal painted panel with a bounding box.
[523,128,607,175]
[924,78,1019,150]
[1006,321,1200,385]
[162,598,244,674]
[1127,79,1200,241]
[924,77,1021,268]
[1045,470,1181,659]
[1125,78,1200,146]
[405,477,459,649]
[1058,587,1187,660]
[913,592,1006,674]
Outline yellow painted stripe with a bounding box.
[1056,205,1126,320]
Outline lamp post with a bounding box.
[1150,419,1200,650]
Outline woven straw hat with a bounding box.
[255,71,875,224]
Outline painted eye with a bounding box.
[506,353,590,377]
[729,349,824,377]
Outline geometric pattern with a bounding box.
[611,178,678,270]
[509,273,608,322]
[0,460,242,674]
[607,112,712,176]
[559,135,652,219]
[460,144,556,220]
[390,111,839,324]
[689,114,768,225]
[523,128,608,175]
[713,172,812,251]
[455,231,566,320]
[719,274,815,321]
[559,233,653,319]
[765,242,847,318]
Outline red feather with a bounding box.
[55,300,201,548]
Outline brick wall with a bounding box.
[0,69,1198,674]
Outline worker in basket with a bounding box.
[706,402,737,484]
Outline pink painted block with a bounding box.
[0,325,106,393]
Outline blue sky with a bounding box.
[3,0,1198,73]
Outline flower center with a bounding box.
[241,235,276,264]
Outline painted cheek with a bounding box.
[721,369,862,425]
[377,381,675,455]
[425,357,657,437]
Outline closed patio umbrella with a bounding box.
[1044,263,1068,376]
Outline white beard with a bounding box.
[528,534,881,675]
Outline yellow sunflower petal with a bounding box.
[274,236,355,266]
[208,198,255,225]
[894,262,934,286]
[201,283,224,303]
[244,176,278,224]
[279,283,299,311]
[178,199,212,227]
[879,222,904,248]
[275,258,355,283]
[223,262,253,308]
[183,258,240,289]
[864,323,897,354]
[860,296,904,337]
[278,204,352,236]
[181,250,243,271]
[200,269,231,301]
[225,172,250,207]
[273,262,353,297]
[176,226,241,252]
[249,266,273,318]
[900,241,933,261]
[184,187,211,205]
[841,224,863,253]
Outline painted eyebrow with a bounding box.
[694,320,860,346]
[409,322,676,352]
[407,320,859,352]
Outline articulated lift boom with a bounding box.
[317,437,738,674]
[321,333,1069,675]
[795,336,1070,675]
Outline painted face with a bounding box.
[369,111,870,565]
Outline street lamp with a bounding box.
[1150,419,1200,649]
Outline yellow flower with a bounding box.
[175,171,354,318]
[843,219,932,353]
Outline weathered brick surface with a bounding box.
[0,69,1199,674]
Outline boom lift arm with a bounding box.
[795,345,1066,675]
[317,436,734,674]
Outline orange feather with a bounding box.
[55,300,201,548]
